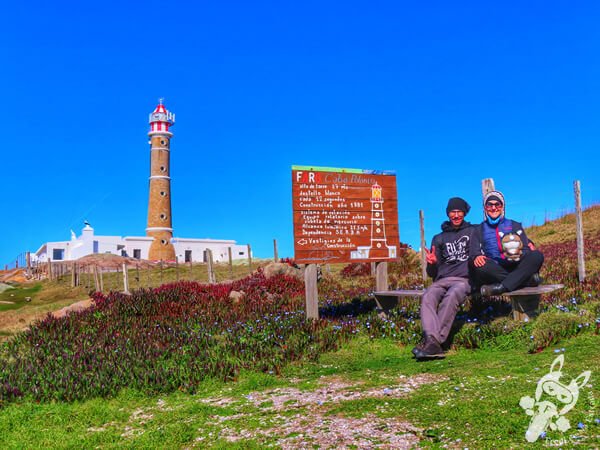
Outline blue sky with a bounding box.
[2,1,600,266]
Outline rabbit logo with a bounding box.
[519,354,591,442]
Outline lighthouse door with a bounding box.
[185,250,192,263]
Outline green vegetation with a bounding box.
[0,335,598,448]
[0,284,42,312]
[0,206,598,447]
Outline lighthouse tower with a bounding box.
[146,100,176,261]
[351,182,397,260]
[367,183,387,257]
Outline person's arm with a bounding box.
[470,225,487,267]
[469,225,483,258]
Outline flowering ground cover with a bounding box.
[1,231,599,408]
[0,214,599,448]
[0,271,357,404]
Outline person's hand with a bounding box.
[528,242,536,251]
[425,246,437,265]
[474,255,487,267]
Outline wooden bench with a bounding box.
[373,284,564,322]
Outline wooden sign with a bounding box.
[292,165,400,264]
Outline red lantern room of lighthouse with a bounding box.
[146,100,177,261]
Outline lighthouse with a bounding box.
[368,183,389,258]
[146,100,176,261]
[350,182,397,260]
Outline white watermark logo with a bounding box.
[519,354,591,443]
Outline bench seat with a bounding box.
[373,284,564,321]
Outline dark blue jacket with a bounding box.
[476,218,531,266]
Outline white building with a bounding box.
[34,223,250,263]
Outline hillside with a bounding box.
[526,204,600,246]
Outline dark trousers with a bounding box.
[472,250,544,291]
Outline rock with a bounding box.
[229,290,245,303]
[51,299,94,318]
[262,262,302,279]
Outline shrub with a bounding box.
[340,263,371,278]
[528,310,596,353]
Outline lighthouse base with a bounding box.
[147,233,176,261]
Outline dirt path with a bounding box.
[105,373,445,448]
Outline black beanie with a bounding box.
[446,197,470,215]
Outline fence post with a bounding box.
[207,249,215,283]
[71,261,76,287]
[419,210,427,282]
[160,260,163,285]
[93,265,100,292]
[228,247,233,279]
[304,264,319,319]
[175,256,179,282]
[273,239,278,262]
[26,252,31,278]
[48,258,53,281]
[574,180,586,282]
[481,178,495,216]
[481,178,495,197]
[247,244,252,274]
[123,262,130,294]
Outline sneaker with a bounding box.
[414,336,445,361]
[480,283,507,297]
[411,341,426,357]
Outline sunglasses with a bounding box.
[485,202,503,209]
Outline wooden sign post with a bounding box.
[292,166,400,319]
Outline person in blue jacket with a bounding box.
[472,190,544,296]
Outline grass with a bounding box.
[0,284,42,312]
[527,204,600,246]
[0,334,598,448]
